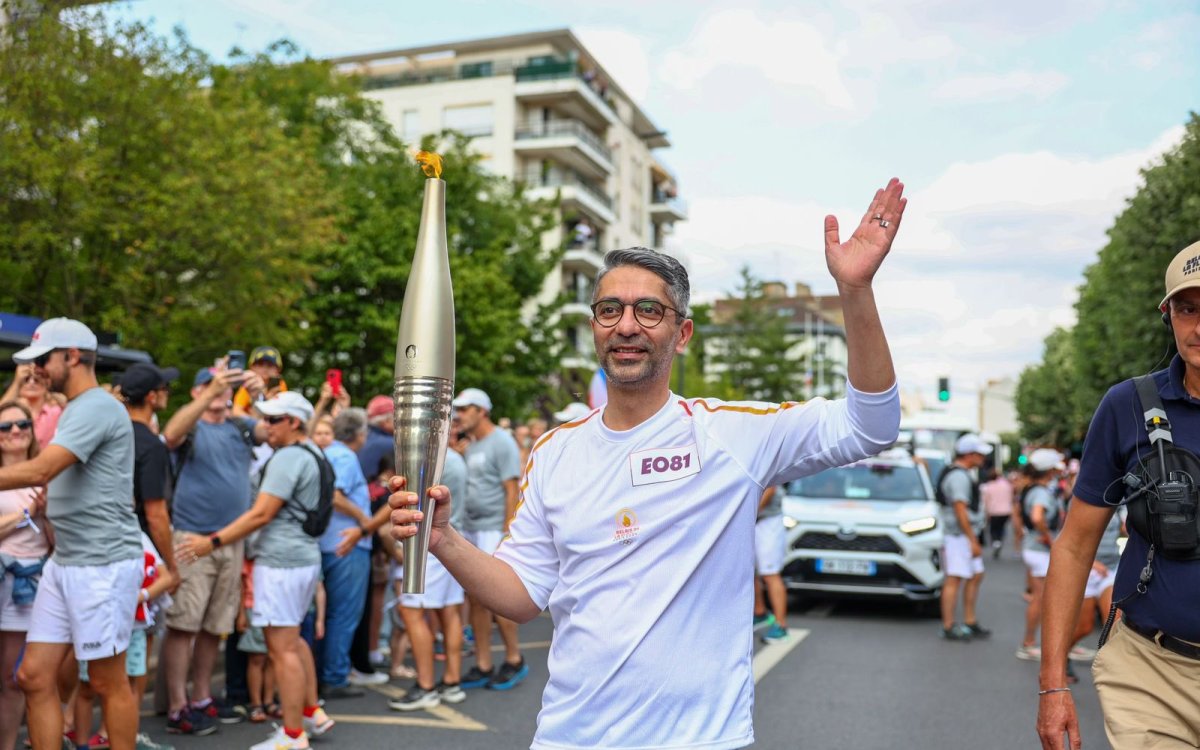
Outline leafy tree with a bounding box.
[1014,327,1089,446]
[710,266,804,402]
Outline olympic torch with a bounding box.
[395,151,455,595]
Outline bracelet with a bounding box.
[1038,687,1071,696]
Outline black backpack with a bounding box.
[935,465,981,513]
[261,442,336,538]
[1020,484,1062,533]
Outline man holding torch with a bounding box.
[391,179,906,749]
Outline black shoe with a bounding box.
[460,666,494,690]
[165,708,217,736]
[486,658,529,690]
[320,683,366,699]
[941,625,972,642]
[964,622,992,639]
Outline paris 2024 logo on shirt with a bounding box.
[613,508,640,546]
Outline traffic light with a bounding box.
[937,377,950,402]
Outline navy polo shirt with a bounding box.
[1074,354,1200,641]
[357,425,393,482]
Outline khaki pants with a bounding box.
[164,531,244,636]
[1093,619,1200,748]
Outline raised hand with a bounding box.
[824,178,907,290]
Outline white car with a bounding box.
[781,449,944,604]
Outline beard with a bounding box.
[46,369,68,394]
[599,336,674,388]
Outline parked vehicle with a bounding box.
[781,449,944,605]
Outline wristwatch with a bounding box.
[210,534,223,549]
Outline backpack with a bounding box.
[934,465,981,513]
[1020,484,1062,533]
[172,417,256,484]
[260,442,336,538]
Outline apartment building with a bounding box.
[331,29,687,380]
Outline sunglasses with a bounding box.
[264,415,291,425]
[0,420,33,433]
[32,350,62,367]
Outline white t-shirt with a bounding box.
[495,384,900,750]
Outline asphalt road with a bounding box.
[137,549,1108,750]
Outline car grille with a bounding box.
[793,532,901,554]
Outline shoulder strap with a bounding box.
[1133,375,1173,446]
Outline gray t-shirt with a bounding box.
[173,419,258,534]
[1022,484,1061,552]
[463,428,521,532]
[254,441,322,568]
[758,486,783,519]
[48,388,141,566]
[1096,511,1123,568]
[442,448,468,530]
[939,467,983,536]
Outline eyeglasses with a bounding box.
[590,299,683,329]
[264,415,291,425]
[32,349,62,367]
[0,420,33,433]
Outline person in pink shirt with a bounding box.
[981,469,1015,559]
[1,364,64,450]
[0,400,51,750]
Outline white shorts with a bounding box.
[942,535,984,579]
[250,564,320,628]
[1022,548,1052,578]
[400,555,463,610]
[1084,566,1118,598]
[463,528,504,555]
[0,556,46,632]
[27,557,141,661]
[754,516,787,576]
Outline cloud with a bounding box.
[933,70,1070,102]
[575,27,652,104]
[659,8,854,110]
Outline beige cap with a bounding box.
[1160,239,1200,309]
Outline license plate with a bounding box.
[816,558,876,576]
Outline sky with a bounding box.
[107,0,1200,415]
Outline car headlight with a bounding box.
[783,515,798,530]
[899,516,937,536]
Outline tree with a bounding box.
[1072,113,1200,415]
[1014,327,1089,447]
[710,266,803,402]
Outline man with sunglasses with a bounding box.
[0,318,144,750]
[391,180,907,750]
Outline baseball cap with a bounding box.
[954,434,993,456]
[367,395,392,419]
[1029,448,1066,472]
[452,388,492,412]
[119,363,180,403]
[255,391,314,422]
[250,346,283,369]
[193,368,217,387]
[12,318,98,363]
[1160,239,1200,309]
[553,402,592,424]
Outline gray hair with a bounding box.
[593,247,690,319]
[333,407,368,443]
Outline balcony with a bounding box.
[514,119,614,179]
[518,167,615,227]
[515,64,617,129]
[649,191,688,223]
[562,245,606,274]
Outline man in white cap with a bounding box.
[0,318,144,750]
[176,391,335,750]
[937,433,994,641]
[450,387,526,691]
[1039,239,1200,750]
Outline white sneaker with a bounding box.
[1015,644,1042,661]
[248,726,309,750]
[302,707,334,737]
[348,669,389,686]
[388,685,440,712]
[1068,645,1097,661]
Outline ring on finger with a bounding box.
[879,219,890,228]
[872,213,883,220]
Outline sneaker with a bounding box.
[964,622,992,639]
[1015,644,1042,661]
[197,699,246,725]
[761,623,789,644]
[487,658,529,691]
[347,669,389,686]
[437,681,466,704]
[1068,645,1097,661]
[941,624,972,642]
[86,732,110,750]
[389,665,417,681]
[388,685,440,712]
[166,708,218,736]
[135,733,175,750]
[319,683,365,699]
[752,612,777,632]
[248,726,309,750]
[460,665,494,690]
[303,707,334,737]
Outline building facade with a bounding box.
[331,30,687,379]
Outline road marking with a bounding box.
[753,628,809,684]
[325,683,488,731]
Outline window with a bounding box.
[401,110,420,141]
[443,103,494,138]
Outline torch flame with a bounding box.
[415,151,443,179]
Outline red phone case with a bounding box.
[326,369,342,396]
